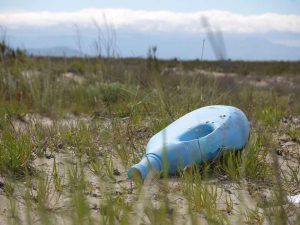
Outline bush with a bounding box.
[0,130,33,175]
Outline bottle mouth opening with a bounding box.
[128,154,162,182]
[128,167,143,183]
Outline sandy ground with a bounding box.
[0,112,299,224]
[1,71,300,224]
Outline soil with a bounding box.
[0,71,299,224]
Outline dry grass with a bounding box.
[0,51,299,224]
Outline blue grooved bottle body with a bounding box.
[128,105,250,180]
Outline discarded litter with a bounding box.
[287,194,300,204]
[128,105,250,181]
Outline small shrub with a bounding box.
[0,131,33,175]
[99,82,127,104]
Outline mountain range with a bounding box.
[8,30,300,60]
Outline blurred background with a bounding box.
[1,0,300,60]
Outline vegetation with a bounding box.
[0,43,299,224]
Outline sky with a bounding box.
[1,0,300,14]
[0,0,300,60]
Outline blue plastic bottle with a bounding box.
[128,105,250,181]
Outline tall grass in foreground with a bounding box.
[0,53,299,224]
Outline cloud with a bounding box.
[272,39,300,47]
[0,8,300,34]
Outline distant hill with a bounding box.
[27,47,86,57]
[10,30,300,60]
